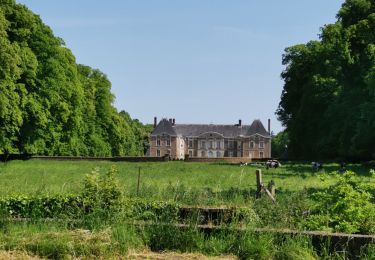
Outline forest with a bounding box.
[277,0,375,160]
[0,0,150,156]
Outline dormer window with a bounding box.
[166,138,171,146]
[157,137,161,146]
[259,141,264,149]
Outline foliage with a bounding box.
[271,130,289,158]
[277,0,375,160]
[0,0,149,156]
[305,171,375,233]
[82,166,122,211]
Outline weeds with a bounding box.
[0,163,374,258]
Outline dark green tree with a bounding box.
[0,0,150,156]
[277,0,375,160]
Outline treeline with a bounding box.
[277,0,375,160]
[0,0,150,156]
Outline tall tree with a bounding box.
[0,0,150,156]
[277,0,375,160]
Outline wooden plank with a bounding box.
[256,169,262,199]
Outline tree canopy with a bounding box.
[277,0,375,160]
[0,0,149,156]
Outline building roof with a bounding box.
[151,119,270,138]
[152,118,177,136]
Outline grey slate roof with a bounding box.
[151,119,270,138]
[152,119,177,136]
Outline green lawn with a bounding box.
[0,159,373,205]
[1,159,375,259]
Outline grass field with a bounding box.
[1,160,375,259]
[0,159,373,205]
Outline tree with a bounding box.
[277,0,375,160]
[0,0,151,156]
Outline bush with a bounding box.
[305,171,375,233]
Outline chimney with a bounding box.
[153,117,157,128]
[268,119,271,134]
[172,118,175,126]
[169,118,172,124]
[239,119,242,126]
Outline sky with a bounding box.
[17,0,344,133]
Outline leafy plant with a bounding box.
[81,166,122,211]
[305,171,375,233]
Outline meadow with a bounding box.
[0,159,373,205]
[1,159,375,259]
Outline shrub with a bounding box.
[305,171,375,233]
[81,166,122,211]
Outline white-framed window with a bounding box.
[217,151,222,158]
[259,151,264,158]
[201,141,206,149]
[157,149,161,157]
[229,140,234,149]
[201,151,206,157]
[259,141,264,149]
[189,150,193,157]
[188,140,193,148]
[208,151,214,157]
[157,137,161,146]
[250,141,255,149]
[209,140,213,149]
[166,137,171,146]
[216,141,221,149]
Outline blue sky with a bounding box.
[17,0,344,133]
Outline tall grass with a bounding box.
[0,160,373,206]
[0,161,374,258]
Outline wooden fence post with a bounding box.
[137,167,141,195]
[268,180,276,198]
[256,169,262,199]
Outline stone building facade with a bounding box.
[148,118,271,160]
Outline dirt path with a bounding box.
[127,250,237,260]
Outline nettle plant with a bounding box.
[82,166,123,211]
[305,171,375,234]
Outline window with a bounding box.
[229,140,234,149]
[201,141,206,149]
[189,140,193,148]
[229,151,233,157]
[208,151,213,157]
[166,138,171,146]
[217,141,221,149]
[217,151,222,158]
[259,151,264,158]
[189,150,193,157]
[201,151,206,157]
[250,141,255,149]
[157,149,161,157]
[209,140,213,149]
[157,137,161,146]
[259,141,264,149]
